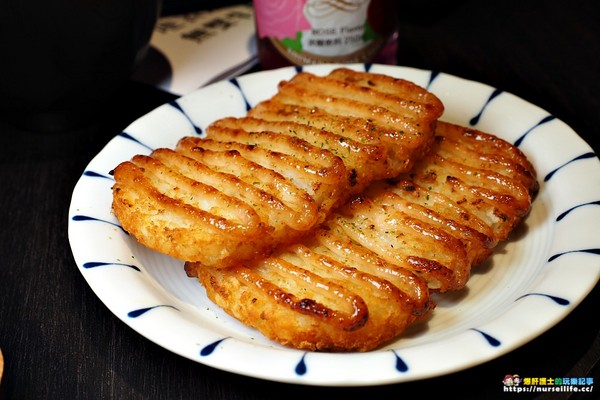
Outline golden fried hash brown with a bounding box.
[188,121,538,352]
[112,68,443,268]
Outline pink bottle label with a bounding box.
[254,0,380,63]
[254,0,311,40]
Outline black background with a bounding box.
[0,1,598,399]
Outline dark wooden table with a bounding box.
[1,1,598,399]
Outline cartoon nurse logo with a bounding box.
[503,374,521,386]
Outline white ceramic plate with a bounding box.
[68,64,600,386]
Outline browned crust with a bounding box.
[191,120,539,352]
[111,68,443,267]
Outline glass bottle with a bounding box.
[253,0,398,70]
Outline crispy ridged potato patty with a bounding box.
[111,68,444,267]
[189,121,539,352]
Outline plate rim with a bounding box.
[68,63,600,386]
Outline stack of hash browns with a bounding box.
[112,68,538,352]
